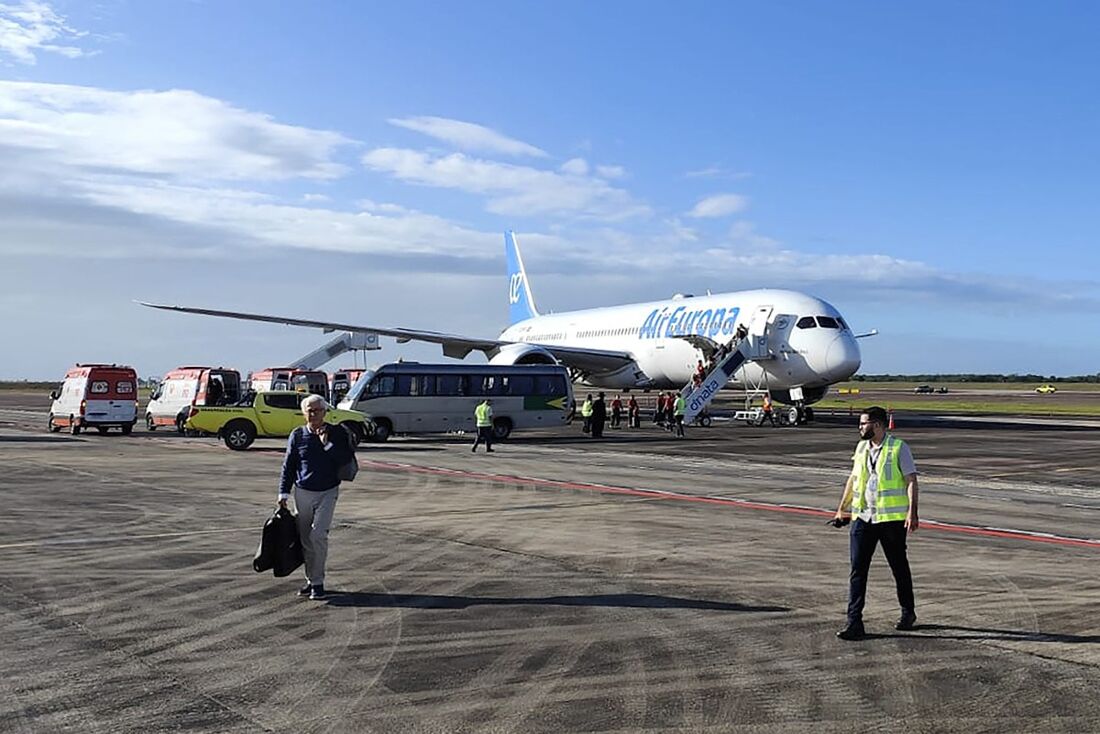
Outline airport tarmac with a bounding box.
[1,390,1099,733]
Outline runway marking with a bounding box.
[359,460,1100,552]
[0,526,255,550]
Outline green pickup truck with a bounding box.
[185,391,373,450]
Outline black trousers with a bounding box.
[472,426,493,451]
[847,518,914,625]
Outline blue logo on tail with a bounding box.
[505,231,539,324]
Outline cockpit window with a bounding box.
[796,316,817,329]
[816,316,839,329]
[837,318,848,330]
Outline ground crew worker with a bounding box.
[832,406,920,641]
[580,394,594,433]
[627,395,640,428]
[673,393,686,437]
[761,392,776,426]
[471,398,495,452]
[591,392,607,438]
[610,395,623,428]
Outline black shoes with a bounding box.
[836,623,866,641]
[309,584,326,600]
[895,610,917,631]
[486,448,494,452]
[298,583,312,596]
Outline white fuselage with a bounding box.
[498,288,861,394]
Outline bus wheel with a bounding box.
[47,414,61,433]
[146,414,156,431]
[491,418,513,441]
[121,423,133,436]
[70,416,81,435]
[372,419,392,442]
[341,421,364,446]
[223,420,256,450]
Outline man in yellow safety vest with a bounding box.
[832,405,920,640]
[471,398,494,453]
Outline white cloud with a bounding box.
[596,164,625,179]
[389,115,547,158]
[684,166,752,180]
[687,193,748,218]
[302,193,330,203]
[560,157,588,176]
[362,147,649,220]
[0,1,89,64]
[0,81,353,181]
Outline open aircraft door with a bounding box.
[745,305,773,360]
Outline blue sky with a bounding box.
[1,0,1098,379]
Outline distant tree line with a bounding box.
[852,374,1100,383]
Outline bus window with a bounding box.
[418,375,436,396]
[506,375,534,395]
[395,375,415,396]
[437,374,467,396]
[536,374,567,395]
[368,375,396,396]
[480,376,507,396]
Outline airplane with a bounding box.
[140,231,863,414]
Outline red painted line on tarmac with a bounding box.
[360,459,1100,551]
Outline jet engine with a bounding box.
[488,343,559,366]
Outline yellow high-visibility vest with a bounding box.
[581,401,594,417]
[475,402,493,427]
[674,396,686,416]
[849,435,910,522]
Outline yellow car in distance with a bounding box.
[1035,384,1058,395]
[185,391,373,450]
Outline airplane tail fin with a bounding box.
[505,231,540,324]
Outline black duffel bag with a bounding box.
[253,506,304,577]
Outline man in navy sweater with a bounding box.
[278,394,353,600]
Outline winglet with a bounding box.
[505,231,540,324]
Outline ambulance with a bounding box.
[249,368,328,397]
[48,364,139,435]
[329,368,367,405]
[145,366,242,432]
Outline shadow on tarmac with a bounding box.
[0,435,82,443]
[325,591,788,613]
[869,623,1100,644]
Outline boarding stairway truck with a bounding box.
[289,331,379,370]
[678,327,754,426]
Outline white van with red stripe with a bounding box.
[48,364,139,435]
[249,367,328,397]
[146,366,242,432]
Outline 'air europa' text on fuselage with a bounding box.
[638,306,740,340]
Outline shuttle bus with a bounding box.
[338,363,572,441]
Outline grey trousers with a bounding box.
[294,485,339,586]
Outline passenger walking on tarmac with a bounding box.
[472,398,494,453]
[627,395,640,428]
[591,392,607,438]
[673,393,686,437]
[278,394,355,601]
[610,394,623,428]
[761,392,777,426]
[653,393,665,426]
[665,392,677,431]
[580,394,594,433]
[832,406,920,641]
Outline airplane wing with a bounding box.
[137,302,637,372]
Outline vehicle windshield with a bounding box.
[342,369,376,405]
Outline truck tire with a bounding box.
[491,418,513,441]
[223,420,256,451]
[372,418,392,442]
[121,423,133,436]
[146,414,156,431]
[97,426,109,435]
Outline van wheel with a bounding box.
[121,423,133,436]
[176,415,187,434]
[97,426,109,435]
[223,420,256,450]
[491,418,513,441]
[47,414,61,433]
[146,414,156,431]
[341,421,364,446]
[70,416,81,435]
[372,419,392,442]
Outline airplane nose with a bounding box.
[824,334,861,381]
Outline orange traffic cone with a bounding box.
[888,411,895,430]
